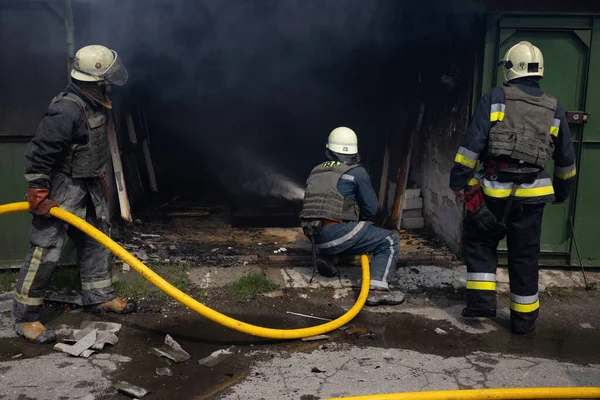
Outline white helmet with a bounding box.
[326,127,358,155]
[71,45,128,86]
[500,41,544,83]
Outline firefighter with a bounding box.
[300,127,405,306]
[14,45,137,344]
[450,41,576,334]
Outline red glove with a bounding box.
[27,188,58,217]
[460,184,485,213]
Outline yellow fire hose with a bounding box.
[325,387,600,400]
[0,201,369,340]
[2,202,599,400]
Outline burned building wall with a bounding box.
[408,8,482,254]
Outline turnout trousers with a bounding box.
[13,172,115,322]
[314,221,400,290]
[463,196,545,333]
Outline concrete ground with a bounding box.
[1,218,599,399]
[1,262,600,400]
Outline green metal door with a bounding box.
[481,15,598,266]
[573,17,600,266]
[0,141,33,268]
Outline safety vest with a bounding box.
[300,161,360,222]
[488,84,557,169]
[53,92,110,179]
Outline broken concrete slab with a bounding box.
[148,334,190,363]
[198,348,234,368]
[114,381,150,398]
[156,367,173,376]
[54,329,97,357]
[91,331,119,351]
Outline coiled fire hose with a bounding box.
[0,202,369,340]
[3,202,599,399]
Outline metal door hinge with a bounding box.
[566,111,589,124]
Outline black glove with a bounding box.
[471,203,499,231]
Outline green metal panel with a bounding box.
[481,15,595,265]
[571,16,600,266]
[0,141,33,267]
[0,140,76,268]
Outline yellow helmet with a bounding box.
[500,41,544,83]
[71,45,128,86]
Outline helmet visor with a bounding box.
[102,51,128,86]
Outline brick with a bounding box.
[401,217,425,230]
[402,208,422,218]
[404,189,421,199]
[403,197,423,210]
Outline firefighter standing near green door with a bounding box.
[450,41,577,334]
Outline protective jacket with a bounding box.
[300,161,361,222]
[488,84,557,169]
[450,78,576,203]
[24,82,110,188]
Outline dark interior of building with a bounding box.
[1,0,479,229]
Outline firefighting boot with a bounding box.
[88,298,137,314]
[365,289,406,306]
[15,321,57,344]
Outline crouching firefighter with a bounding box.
[300,127,404,306]
[450,41,576,334]
[14,45,137,344]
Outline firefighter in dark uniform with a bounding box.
[14,45,137,344]
[450,41,577,334]
[300,127,405,306]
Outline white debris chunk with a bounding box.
[148,334,190,363]
[54,329,98,357]
[198,348,234,367]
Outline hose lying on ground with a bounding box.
[325,386,600,400]
[0,202,369,339]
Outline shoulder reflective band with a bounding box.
[555,164,577,180]
[550,118,561,137]
[481,178,554,198]
[490,103,506,122]
[510,292,540,313]
[454,146,478,168]
[466,272,497,291]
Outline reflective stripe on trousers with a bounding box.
[466,272,496,291]
[510,292,540,313]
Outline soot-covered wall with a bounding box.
[408,8,481,253]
